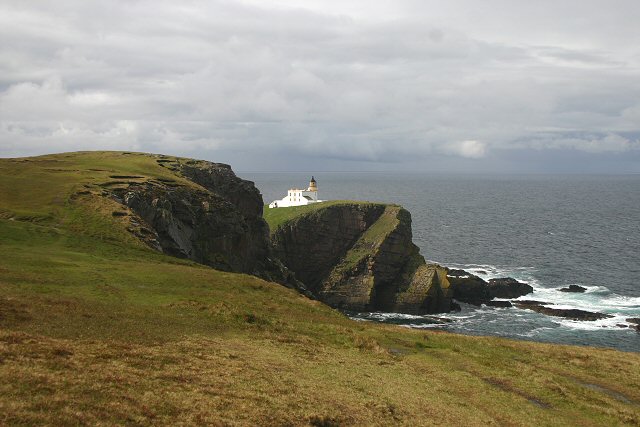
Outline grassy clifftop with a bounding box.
[263,200,389,232]
[1,152,639,425]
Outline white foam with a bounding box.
[528,287,640,313]
[552,315,635,331]
[361,312,424,321]
[445,262,537,282]
[405,323,446,329]
[516,327,556,337]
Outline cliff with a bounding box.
[266,202,453,314]
[91,154,291,285]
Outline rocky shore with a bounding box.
[446,269,620,322]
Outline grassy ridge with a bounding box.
[1,152,639,425]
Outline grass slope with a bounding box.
[1,152,639,426]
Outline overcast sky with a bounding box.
[1,0,639,172]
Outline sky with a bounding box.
[1,0,639,172]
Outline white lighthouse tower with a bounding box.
[268,176,324,208]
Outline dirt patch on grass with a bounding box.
[0,297,32,324]
[581,382,636,405]
[482,377,552,409]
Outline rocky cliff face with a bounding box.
[108,156,287,283]
[270,203,385,290]
[270,203,453,314]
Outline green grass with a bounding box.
[1,152,640,425]
[263,200,386,233]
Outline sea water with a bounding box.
[243,172,640,352]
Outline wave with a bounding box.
[449,262,640,329]
[444,263,538,282]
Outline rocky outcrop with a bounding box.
[627,318,640,331]
[488,278,534,299]
[446,270,491,304]
[514,301,613,321]
[108,156,290,284]
[270,203,453,314]
[447,269,533,305]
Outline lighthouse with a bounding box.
[307,176,317,192]
[268,176,324,208]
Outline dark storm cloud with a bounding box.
[0,0,639,171]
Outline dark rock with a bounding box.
[559,285,587,293]
[514,301,612,321]
[447,271,533,303]
[487,278,534,299]
[446,270,490,305]
[117,181,269,275]
[626,319,640,332]
[482,300,513,308]
[515,300,554,306]
[180,161,264,220]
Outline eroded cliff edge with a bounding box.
[98,154,295,286]
[267,202,454,314]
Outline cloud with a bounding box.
[0,0,639,171]
[443,140,487,158]
[526,133,640,154]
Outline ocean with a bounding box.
[243,172,640,352]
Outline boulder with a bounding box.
[482,300,513,308]
[487,278,534,299]
[446,271,532,305]
[446,270,490,305]
[559,285,587,293]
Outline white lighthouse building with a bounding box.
[268,177,324,208]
